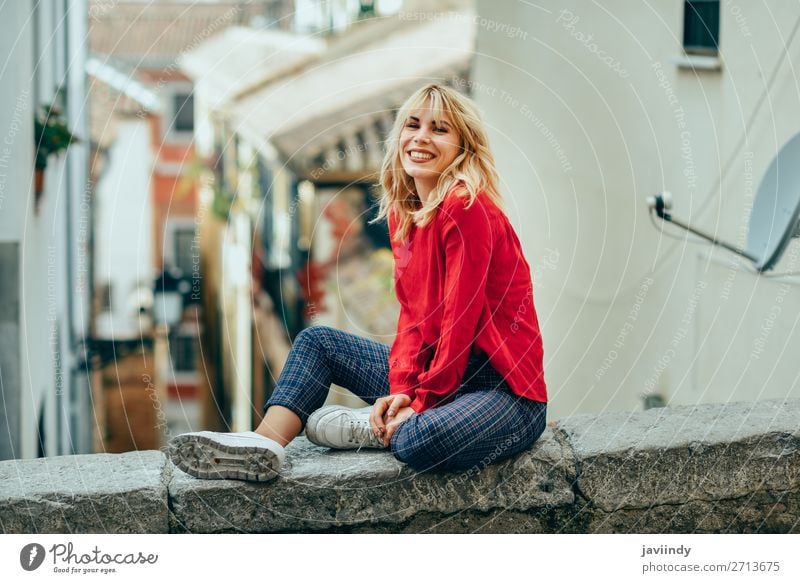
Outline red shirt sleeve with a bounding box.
[389,284,428,398]
[410,195,493,413]
[388,211,427,398]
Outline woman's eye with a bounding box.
[403,122,447,132]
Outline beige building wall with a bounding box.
[473,0,800,419]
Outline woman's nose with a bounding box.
[414,131,431,143]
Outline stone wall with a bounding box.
[2,398,798,533]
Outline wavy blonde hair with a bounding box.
[369,83,503,242]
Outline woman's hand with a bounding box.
[370,394,412,443]
[382,406,415,446]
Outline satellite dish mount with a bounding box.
[648,133,800,272]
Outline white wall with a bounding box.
[0,0,35,460]
[94,118,155,338]
[15,0,63,459]
[0,3,33,242]
[473,0,800,419]
[0,0,90,459]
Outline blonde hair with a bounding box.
[369,83,503,242]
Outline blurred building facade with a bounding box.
[0,0,92,459]
[474,0,800,418]
[86,0,291,444]
[180,1,476,430]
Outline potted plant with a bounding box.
[33,103,78,210]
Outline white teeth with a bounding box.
[409,151,433,160]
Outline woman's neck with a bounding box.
[414,179,435,203]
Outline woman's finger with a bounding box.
[386,395,399,419]
[383,420,397,447]
[383,406,413,447]
[386,394,411,420]
[370,398,389,435]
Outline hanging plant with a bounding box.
[211,185,234,220]
[33,103,79,211]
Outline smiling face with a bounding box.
[399,99,462,202]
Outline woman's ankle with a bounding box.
[254,426,293,448]
[255,405,302,447]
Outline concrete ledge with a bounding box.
[557,398,800,533]
[2,398,799,533]
[0,451,169,533]
[169,427,571,533]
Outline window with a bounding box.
[173,227,196,276]
[172,92,194,133]
[169,334,197,373]
[97,281,113,311]
[683,0,720,55]
[164,219,197,276]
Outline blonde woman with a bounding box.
[168,83,548,481]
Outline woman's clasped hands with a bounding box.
[369,394,416,447]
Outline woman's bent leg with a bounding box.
[165,323,394,481]
[390,390,546,472]
[260,325,391,439]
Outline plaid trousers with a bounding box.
[264,325,547,472]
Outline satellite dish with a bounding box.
[746,133,800,271]
[648,132,800,272]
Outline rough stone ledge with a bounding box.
[0,450,169,533]
[168,427,570,533]
[2,398,799,533]
[558,397,800,533]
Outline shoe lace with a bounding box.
[347,418,382,453]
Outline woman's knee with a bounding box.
[389,415,438,470]
[294,324,324,343]
[389,414,427,469]
[390,403,547,472]
[294,325,338,351]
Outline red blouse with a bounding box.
[388,188,547,413]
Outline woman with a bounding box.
[168,83,548,481]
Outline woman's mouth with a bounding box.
[407,149,435,163]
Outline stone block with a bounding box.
[556,398,800,532]
[169,428,572,533]
[0,450,169,533]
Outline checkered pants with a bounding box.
[264,325,547,472]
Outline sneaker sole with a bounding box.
[168,434,280,482]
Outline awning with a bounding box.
[178,26,325,106]
[229,11,476,179]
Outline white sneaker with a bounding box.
[305,406,387,450]
[168,431,285,482]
